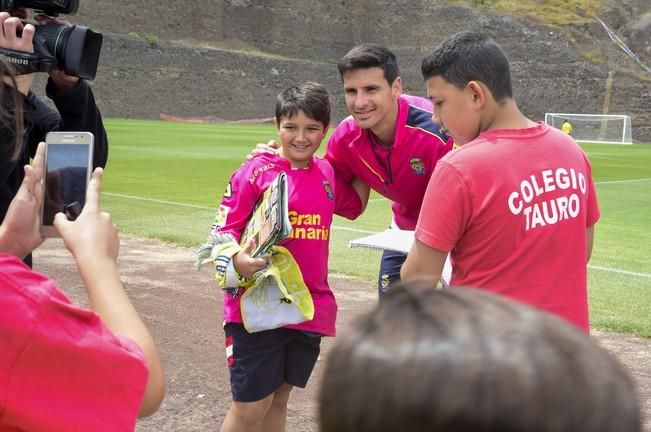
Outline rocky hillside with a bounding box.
[40,0,651,141]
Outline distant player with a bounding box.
[197,82,366,432]
[562,120,573,135]
[402,32,600,332]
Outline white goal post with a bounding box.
[544,113,633,144]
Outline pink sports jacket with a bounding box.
[325,94,452,229]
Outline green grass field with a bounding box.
[101,119,651,337]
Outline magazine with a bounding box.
[241,171,292,257]
[349,229,452,288]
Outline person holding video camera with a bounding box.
[0,6,108,265]
[0,142,165,430]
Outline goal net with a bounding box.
[544,113,633,144]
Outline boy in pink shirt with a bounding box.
[401,32,600,332]
[200,82,365,431]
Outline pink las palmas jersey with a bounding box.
[211,153,361,336]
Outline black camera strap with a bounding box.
[0,40,55,75]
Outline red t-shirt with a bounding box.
[0,254,148,431]
[416,123,600,332]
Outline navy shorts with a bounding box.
[224,323,321,402]
[377,249,407,296]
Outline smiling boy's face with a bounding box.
[426,75,480,146]
[277,110,327,168]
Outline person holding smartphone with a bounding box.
[0,143,165,430]
[0,11,108,265]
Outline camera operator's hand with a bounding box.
[0,142,45,258]
[35,14,80,94]
[0,11,35,94]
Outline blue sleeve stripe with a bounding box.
[406,104,448,143]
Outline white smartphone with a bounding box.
[41,132,94,237]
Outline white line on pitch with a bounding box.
[595,178,651,185]
[103,192,651,279]
[103,192,215,210]
[103,192,376,234]
[588,265,651,278]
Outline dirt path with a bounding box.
[33,236,650,431]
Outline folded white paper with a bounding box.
[349,229,452,287]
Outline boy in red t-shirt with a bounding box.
[401,31,600,332]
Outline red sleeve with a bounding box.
[324,130,355,184]
[333,172,363,220]
[1,257,148,431]
[210,162,261,241]
[415,161,472,252]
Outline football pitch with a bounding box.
[101,119,651,337]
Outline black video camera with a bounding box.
[0,0,102,80]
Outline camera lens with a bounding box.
[34,21,102,79]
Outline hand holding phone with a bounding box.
[54,167,119,262]
[41,132,94,237]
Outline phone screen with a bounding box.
[43,144,91,225]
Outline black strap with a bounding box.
[0,45,55,75]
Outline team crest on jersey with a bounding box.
[409,157,426,175]
[323,180,335,200]
[223,182,232,198]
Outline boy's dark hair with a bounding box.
[421,31,513,102]
[275,82,330,127]
[319,281,641,432]
[337,43,400,85]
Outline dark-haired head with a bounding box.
[338,43,400,85]
[421,31,513,102]
[319,281,641,432]
[275,81,330,128]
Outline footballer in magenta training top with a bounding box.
[211,153,362,336]
[325,94,452,229]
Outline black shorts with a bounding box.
[377,249,407,296]
[224,323,321,402]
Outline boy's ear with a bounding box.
[466,80,488,111]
